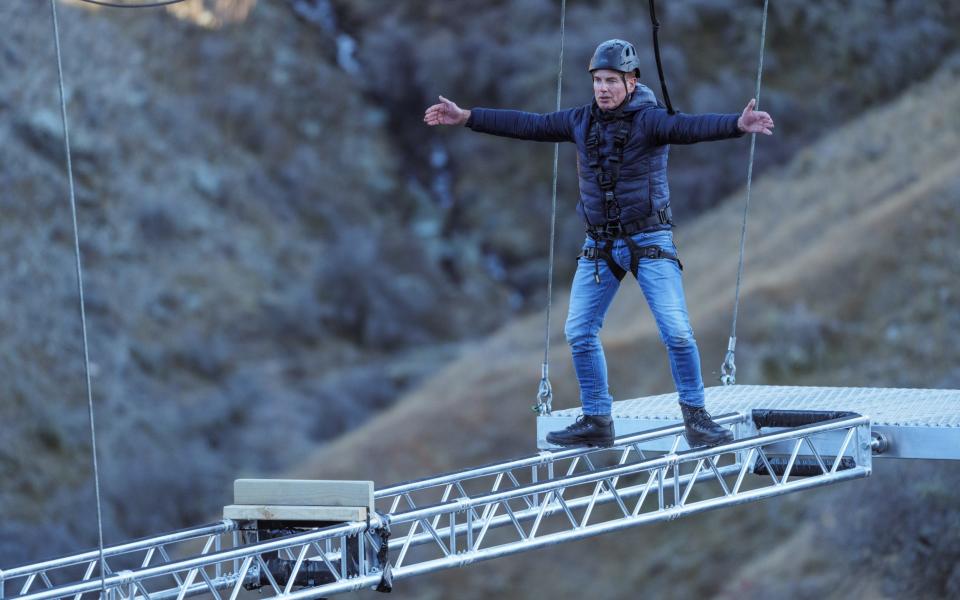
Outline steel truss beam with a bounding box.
[2,413,871,600]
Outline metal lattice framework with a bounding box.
[1,412,872,600]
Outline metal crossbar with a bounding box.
[1,413,871,600]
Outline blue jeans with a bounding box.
[564,230,705,415]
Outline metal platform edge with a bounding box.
[537,386,960,460]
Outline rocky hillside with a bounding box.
[291,57,960,599]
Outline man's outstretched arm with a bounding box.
[424,96,574,143]
[644,98,775,145]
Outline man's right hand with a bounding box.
[424,95,470,127]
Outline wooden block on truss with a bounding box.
[233,479,375,512]
[222,504,367,522]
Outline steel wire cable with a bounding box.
[73,0,188,8]
[534,0,567,416]
[48,0,108,595]
[720,0,770,386]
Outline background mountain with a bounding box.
[0,1,958,597]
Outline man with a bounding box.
[424,39,774,448]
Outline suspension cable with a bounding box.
[533,0,567,416]
[720,0,770,386]
[48,0,108,594]
[73,0,188,8]
[648,0,675,114]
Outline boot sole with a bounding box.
[546,438,615,448]
[684,431,734,448]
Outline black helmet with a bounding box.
[588,39,641,77]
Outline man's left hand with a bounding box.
[738,98,775,135]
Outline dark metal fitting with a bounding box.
[375,562,393,593]
[870,432,889,454]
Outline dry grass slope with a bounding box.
[292,58,960,599]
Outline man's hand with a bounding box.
[424,95,470,127]
[737,98,774,135]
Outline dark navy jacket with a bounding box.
[466,84,744,230]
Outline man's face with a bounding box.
[592,69,636,111]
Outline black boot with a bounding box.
[680,404,733,447]
[546,414,614,448]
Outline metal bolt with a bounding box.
[870,432,889,455]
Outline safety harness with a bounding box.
[580,239,682,283]
[579,105,681,284]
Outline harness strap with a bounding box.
[623,237,683,276]
[586,110,635,227]
[586,206,673,239]
[579,242,626,283]
[579,240,682,285]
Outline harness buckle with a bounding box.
[598,173,614,189]
[604,221,623,238]
[605,201,621,222]
[581,247,601,260]
[657,206,671,224]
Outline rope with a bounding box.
[533,0,566,416]
[49,1,108,595]
[648,0,675,114]
[73,0,189,8]
[720,0,769,386]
